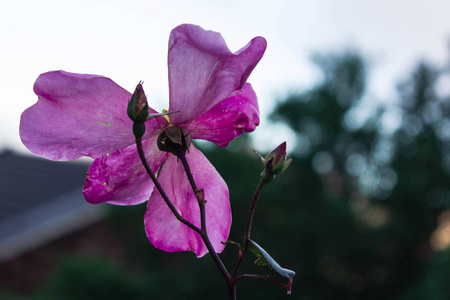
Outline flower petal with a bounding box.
[185,83,259,147]
[83,137,168,205]
[144,146,231,257]
[168,24,266,124]
[20,70,167,161]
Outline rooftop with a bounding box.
[0,150,104,262]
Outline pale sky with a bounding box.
[1,0,449,155]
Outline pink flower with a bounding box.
[20,24,266,257]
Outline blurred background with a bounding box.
[2,0,450,299]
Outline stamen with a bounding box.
[162,109,171,122]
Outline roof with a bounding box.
[0,150,104,262]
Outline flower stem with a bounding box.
[175,147,235,299]
[231,179,267,278]
[135,135,200,234]
[136,132,287,298]
[244,180,267,242]
[229,178,292,294]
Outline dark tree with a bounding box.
[11,51,450,300]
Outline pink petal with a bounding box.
[185,83,259,147]
[167,24,266,125]
[144,146,231,257]
[83,137,168,205]
[20,70,167,161]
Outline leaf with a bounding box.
[249,240,296,280]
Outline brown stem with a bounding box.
[231,179,267,278]
[228,177,293,295]
[175,146,234,298]
[135,135,200,234]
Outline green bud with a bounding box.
[127,82,149,123]
[259,142,292,181]
[127,82,179,140]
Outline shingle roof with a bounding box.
[0,151,104,262]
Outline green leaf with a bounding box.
[249,240,296,279]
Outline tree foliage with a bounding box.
[7,50,450,300]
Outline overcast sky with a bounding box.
[1,0,449,155]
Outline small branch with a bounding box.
[243,180,266,241]
[135,123,283,299]
[175,146,233,297]
[231,179,267,277]
[135,136,200,234]
[135,128,235,298]
[176,147,208,231]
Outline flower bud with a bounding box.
[259,142,292,183]
[127,82,149,123]
[265,142,292,175]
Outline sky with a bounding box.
[1,0,450,155]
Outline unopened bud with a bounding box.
[259,142,292,183]
[265,142,292,175]
[127,82,149,123]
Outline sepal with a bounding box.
[157,126,192,155]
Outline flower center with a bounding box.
[157,126,192,156]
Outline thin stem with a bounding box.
[175,147,234,298]
[229,177,293,295]
[135,135,200,234]
[231,179,267,278]
[134,124,288,298]
[136,133,236,298]
[243,180,266,241]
